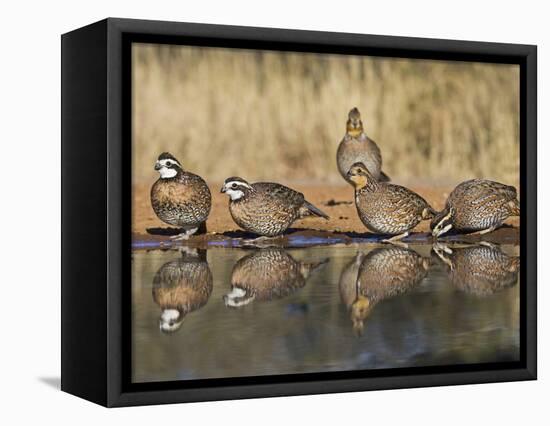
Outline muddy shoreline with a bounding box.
[132,182,519,250]
[132,226,519,250]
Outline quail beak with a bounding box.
[220,186,226,193]
[154,162,162,171]
[346,170,355,179]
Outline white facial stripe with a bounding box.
[438,223,453,237]
[434,246,454,269]
[432,210,453,235]
[160,322,183,332]
[225,181,252,190]
[158,158,182,168]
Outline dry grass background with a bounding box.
[132,43,519,186]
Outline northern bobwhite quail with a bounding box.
[339,247,430,335]
[220,177,329,237]
[432,242,519,296]
[151,152,212,240]
[152,248,213,333]
[431,179,520,238]
[347,162,436,241]
[337,107,390,184]
[223,248,328,308]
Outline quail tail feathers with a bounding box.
[378,170,391,183]
[300,258,330,278]
[301,201,330,220]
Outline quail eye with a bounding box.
[166,161,172,167]
[232,183,238,189]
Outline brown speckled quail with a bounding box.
[337,107,390,184]
[431,179,520,238]
[221,177,329,237]
[347,162,436,241]
[339,247,430,335]
[151,152,212,240]
[223,249,328,308]
[152,248,213,333]
[432,242,519,296]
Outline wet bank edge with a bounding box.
[131,226,519,250]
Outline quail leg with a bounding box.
[477,225,497,235]
[385,240,410,249]
[479,241,499,249]
[170,227,199,241]
[178,246,199,256]
[242,235,278,247]
[382,231,409,243]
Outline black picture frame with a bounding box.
[61,17,537,407]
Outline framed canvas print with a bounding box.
[61,18,537,407]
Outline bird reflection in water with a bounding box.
[432,242,519,296]
[152,248,213,333]
[224,248,328,308]
[339,246,430,335]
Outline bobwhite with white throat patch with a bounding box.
[151,152,211,240]
[221,177,329,237]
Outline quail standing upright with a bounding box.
[347,162,436,241]
[337,107,390,184]
[151,152,212,240]
[431,179,520,238]
[220,177,329,237]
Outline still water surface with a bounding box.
[132,243,519,383]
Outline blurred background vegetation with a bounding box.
[132,43,519,186]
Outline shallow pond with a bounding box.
[131,243,520,383]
